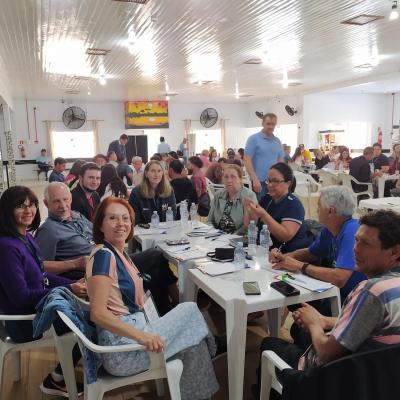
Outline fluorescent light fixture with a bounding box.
[99,76,107,85]
[188,51,222,83]
[282,70,289,89]
[390,1,399,20]
[98,63,105,75]
[87,90,91,95]
[235,81,240,99]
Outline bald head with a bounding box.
[44,182,72,220]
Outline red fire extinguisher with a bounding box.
[18,143,26,158]
[378,127,383,145]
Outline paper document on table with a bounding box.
[165,246,206,261]
[137,229,167,235]
[209,234,241,245]
[186,227,220,237]
[273,273,334,293]
[197,261,237,276]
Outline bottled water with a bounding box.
[260,224,273,249]
[166,207,174,226]
[150,211,160,229]
[234,242,246,268]
[180,200,189,224]
[247,220,257,256]
[189,202,198,222]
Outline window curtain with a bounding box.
[184,119,194,156]
[92,120,100,154]
[45,121,54,160]
[220,119,226,154]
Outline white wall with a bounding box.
[302,93,391,150]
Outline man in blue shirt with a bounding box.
[179,137,188,164]
[48,157,67,183]
[157,136,171,154]
[270,185,366,301]
[244,113,285,200]
[36,148,52,181]
[107,134,129,160]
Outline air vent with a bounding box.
[239,94,254,98]
[354,63,373,69]
[112,0,150,3]
[66,90,80,95]
[341,14,384,26]
[288,82,302,87]
[86,48,110,56]
[243,58,263,65]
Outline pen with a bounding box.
[277,242,286,253]
[183,247,191,251]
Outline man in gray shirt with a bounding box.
[36,182,93,279]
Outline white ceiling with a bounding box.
[0,0,400,102]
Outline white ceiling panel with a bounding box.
[0,0,399,102]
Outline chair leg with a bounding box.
[0,347,7,391]
[155,379,165,396]
[86,383,104,400]
[11,351,21,382]
[260,354,272,400]
[166,360,183,400]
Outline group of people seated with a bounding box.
[6,133,400,398]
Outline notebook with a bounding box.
[197,261,237,276]
[273,273,334,293]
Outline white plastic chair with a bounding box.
[339,173,373,202]
[260,350,292,400]
[317,169,339,186]
[0,313,77,398]
[57,311,183,400]
[205,177,215,201]
[293,171,321,218]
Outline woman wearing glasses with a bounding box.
[244,162,309,253]
[0,186,86,396]
[86,197,218,399]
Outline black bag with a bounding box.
[197,192,211,217]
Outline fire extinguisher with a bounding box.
[378,127,383,145]
[18,144,26,158]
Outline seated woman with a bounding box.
[244,162,309,253]
[187,156,207,198]
[314,149,330,170]
[291,146,305,166]
[128,160,176,224]
[205,161,224,184]
[86,198,219,399]
[208,164,257,235]
[335,147,351,171]
[0,186,86,397]
[97,163,128,200]
[64,159,86,189]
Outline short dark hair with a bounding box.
[69,159,86,176]
[270,162,296,192]
[363,146,374,156]
[92,197,134,244]
[188,156,203,169]
[360,210,400,250]
[150,153,162,161]
[373,143,382,149]
[120,134,129,141]
[160,136,165,142]
[41,148,46,153]
[168,151,179,160]
[79,162,101,177]
[0,186,41,237]
[107,151,116,158]
[218,157,227,163]
[262,112,277,122]
[117,155,127,163]
[169,159,184,174]
[54,157,67,166]
[94,154,107,162]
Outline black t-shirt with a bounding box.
[315,155,330,169]
[373,153,389,170]
[349,156,371,192]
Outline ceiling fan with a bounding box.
[200,108,218,128]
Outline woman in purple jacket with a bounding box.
[0,186,85,397]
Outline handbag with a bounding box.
[197,192,211,217]
[206,247,235,262]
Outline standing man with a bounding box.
[107,134,129,160]
[157,136,171,154]
[179,137,189,164]
[244,113,284,200]
[71,162,101,221]
[349,146,374,193]
[48,157,67,183]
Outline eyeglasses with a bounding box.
[265,179,286,185]
[16,203,37,211]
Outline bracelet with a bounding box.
[301,263,310,275]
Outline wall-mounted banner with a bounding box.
[125,101,169,129]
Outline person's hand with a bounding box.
[74,256,89,270]
[70,278,87,298]
[252,178,262,193]
[136,332,165,353]
[244,200,266,219]
[292,303,325,331]
[273,255,303,272]
[269,248,284,263]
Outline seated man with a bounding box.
[131,156,144,187]
[36,148,52,181]
[349,146,373,193]
[168,159,198,219]
[271,186,366,302]
[36,182,178,315]
[255,210,400,396]
[49,157,67,183]
[71,162,101,221]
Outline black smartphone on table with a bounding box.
[243,281,261,295]
[270,281,300,297]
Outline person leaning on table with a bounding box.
[86,197,219,400]
[253,210,400,398]
[207,163,257,235]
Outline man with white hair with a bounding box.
[270,185,366,300]
[36,182,93,279]
[131,155,144,187]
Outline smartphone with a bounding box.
[138,223,150,229]
[166,239,190,246]
[243,281,261,295]
[270,281,300,297]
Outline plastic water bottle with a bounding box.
[189,203,198,224]
[247,220,257,256]
[151,211,160,229]
[166,207,174,227]
[259,224,273,255]
[180,200,189,225]
[234,242,246,268]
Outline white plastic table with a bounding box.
[184,260,341,400]
[359,196,400,211]
[376,174,399,198]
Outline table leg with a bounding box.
[183,270,198,302]
[267,308,282,337]
[378,177,385,198]
[329,290,341,317]
[226,299,248,400]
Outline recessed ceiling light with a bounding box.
[86,48,110,56]
[341,14,384,26]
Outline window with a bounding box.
[51,130,95,158]
[192,129,222,154]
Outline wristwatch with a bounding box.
[301,263,310,275]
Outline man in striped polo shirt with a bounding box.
[254,209,400,394]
